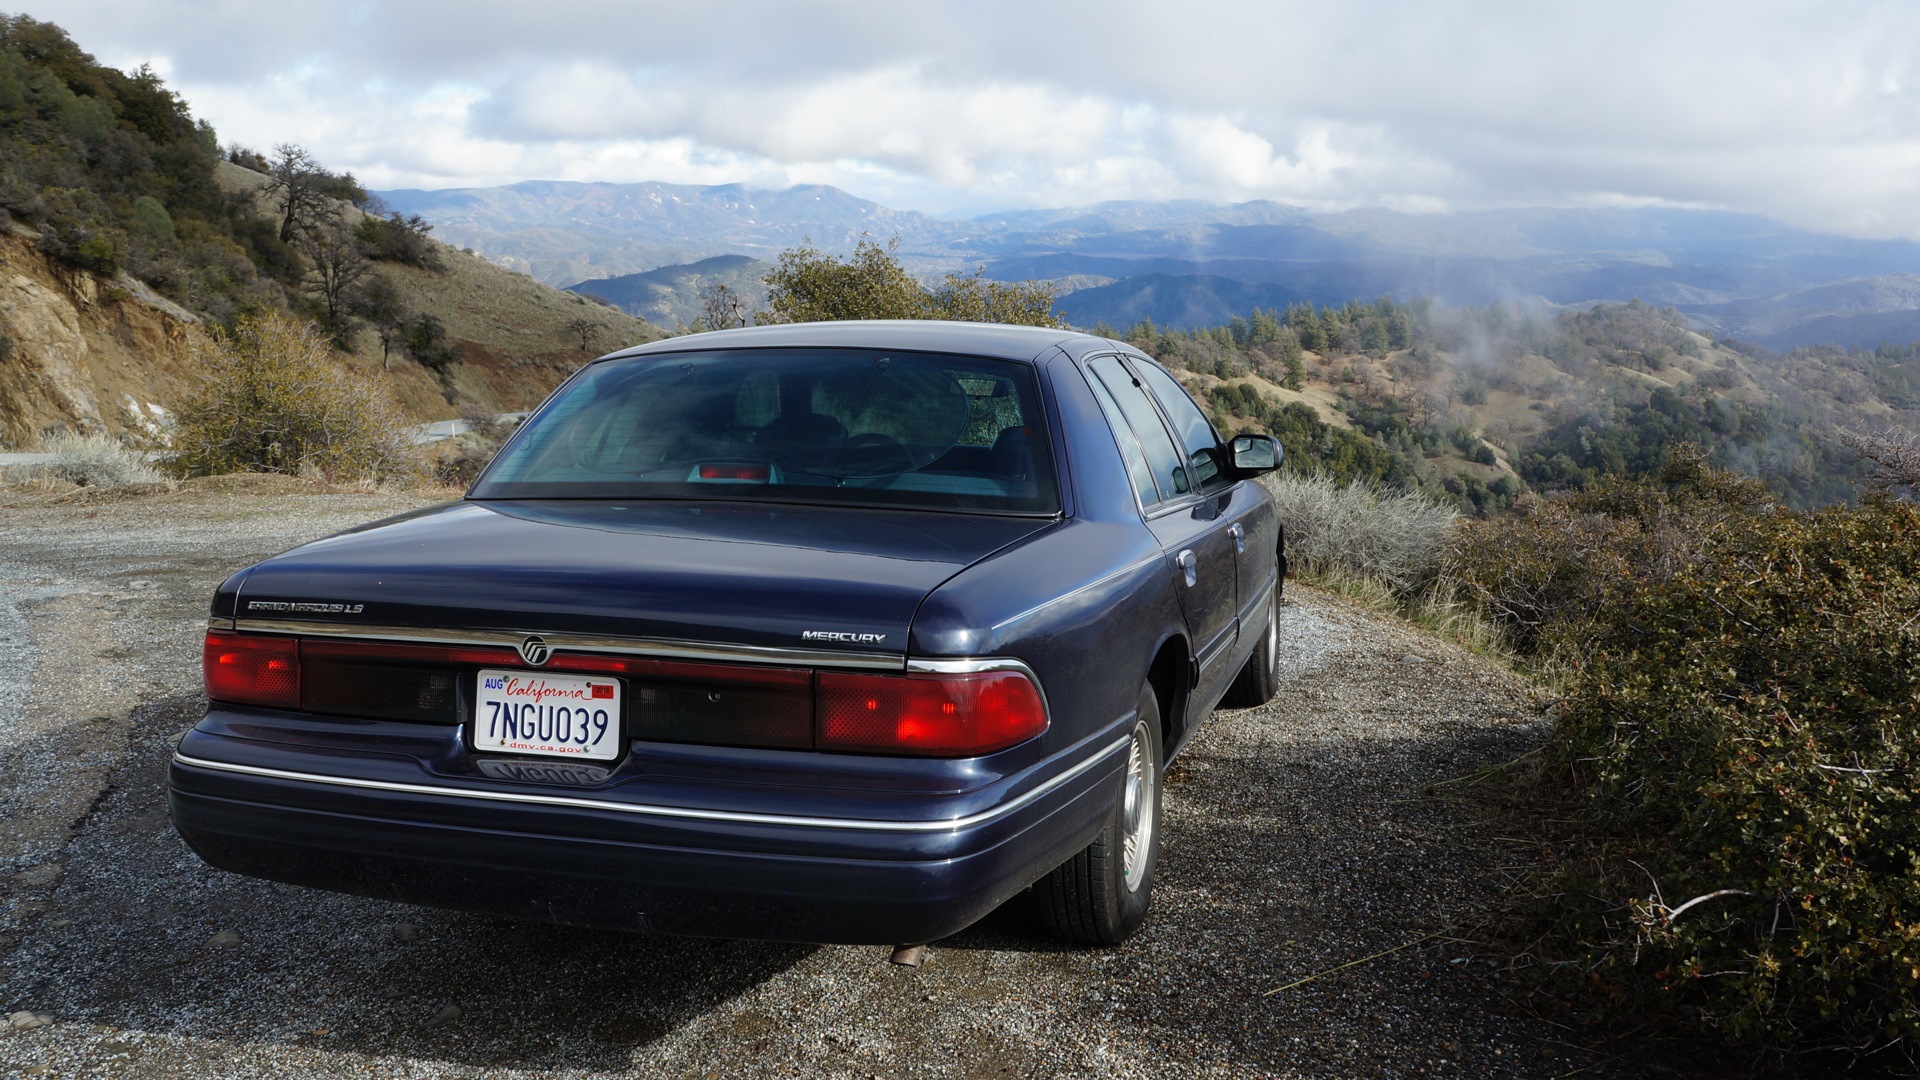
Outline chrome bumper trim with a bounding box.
[172,734,1129,834]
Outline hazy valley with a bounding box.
[380,180,1920,349]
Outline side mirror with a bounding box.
[1230,434,1281,475]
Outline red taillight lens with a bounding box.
[816,671,1047,756]
[203,631,300,708]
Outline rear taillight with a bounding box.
[201,631,1048,757]
[817,671,1048,756]
[203,631,299,708]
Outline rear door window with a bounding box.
[1083,365,1163,510]
[1086,356,1189,503]
[1129,358,1231,493]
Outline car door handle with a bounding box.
[1228,522,1245,553]
[1176,548,1198,588]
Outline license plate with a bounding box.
[472,668,623,761]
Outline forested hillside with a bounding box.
[1125,297,1916,511]
[0,14,658,447]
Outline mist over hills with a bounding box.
[377,181,950,287]
[375,181,1920,348]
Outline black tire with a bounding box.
[1219,567,1281,709]
[1036,685,1163,946]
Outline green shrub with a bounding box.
[169,312,414,480]
[1451,444,1771,658]
[1449,498,1638,656]
[130,195,175,242]
[1539,496,1920,1058]
[355,211,441,270]
[401,313,460,374]
[70,231,124,276]
[759,237,1061,327]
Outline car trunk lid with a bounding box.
[232,500,1052,663]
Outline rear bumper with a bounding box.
[167,717,1123,945]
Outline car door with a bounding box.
[1083,355,1240,720]
[1128,358,1275,646]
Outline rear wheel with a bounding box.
[1220,568,1281,708]
[1036,685,1163,946]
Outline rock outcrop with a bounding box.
[0,230,202,449]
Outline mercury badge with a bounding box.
[518,635,553,666]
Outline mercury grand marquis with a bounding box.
[169,320,1284,948]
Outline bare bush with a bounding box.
[39,431,166,489]
[1841,425,1920,498]
[698,281,747,331]
[432,403,513,486]
[1261,471,1458,596]
[169,312,415,481]
[562,317,602,353]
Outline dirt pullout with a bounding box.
[0,487,1635,1078]
[0,592,144,868]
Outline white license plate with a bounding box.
[472,668,623,761]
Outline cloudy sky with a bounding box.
[42,0,1920,234]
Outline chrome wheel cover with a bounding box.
[1120,720,1156,889]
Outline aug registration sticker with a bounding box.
[473,668,623,761]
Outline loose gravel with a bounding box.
[0,483,1635,1077]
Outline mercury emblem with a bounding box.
[519,635,552,667]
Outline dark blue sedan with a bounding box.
[169,320,1284,948]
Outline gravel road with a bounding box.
[0,482,1627,1078]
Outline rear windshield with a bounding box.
[472,347,1060,515]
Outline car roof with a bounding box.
[597,320,1115,365]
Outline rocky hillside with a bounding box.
[0,229,198,447]
[0,167,663,450]
[0,15,663,451]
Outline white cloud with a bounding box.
[36,0,1920,234]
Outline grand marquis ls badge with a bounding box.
[246,600,365,614]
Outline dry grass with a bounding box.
[1297,564,1509,659]
[1262,470,1508,658]
[36,431,168,490]
[1263,471,1458,595]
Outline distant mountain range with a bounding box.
[375,181,1920,348]
[568,254,769,329]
